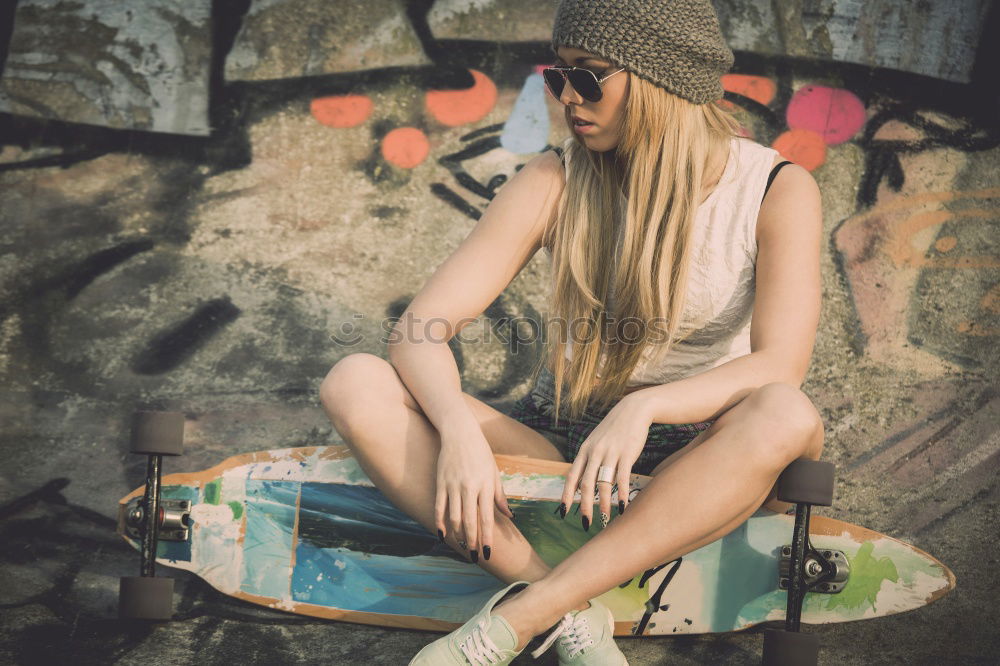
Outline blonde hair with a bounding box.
[538,72,743,423]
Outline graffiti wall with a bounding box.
[0,0,997,664]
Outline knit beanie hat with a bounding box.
[551,0,734,104]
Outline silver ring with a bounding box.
[597,465,615,484]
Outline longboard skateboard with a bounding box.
[116,443,955,636]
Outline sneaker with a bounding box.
[530,597,628,665]
[409,580,531,665]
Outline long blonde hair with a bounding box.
[538,73,743,423]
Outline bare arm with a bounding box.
[387,150,565,439]
[626,161,823,424]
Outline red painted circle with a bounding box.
[425,69,497,127]
[772,129,827,171]
[382,127,430,169]
[310,94,373,128]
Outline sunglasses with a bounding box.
[542,65,626,103]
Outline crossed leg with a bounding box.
[489,381,825,650]
[319,353,575,590]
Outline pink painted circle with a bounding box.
[786,85,866,145]
[382,127,430,169]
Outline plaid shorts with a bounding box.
[507,366,713,476]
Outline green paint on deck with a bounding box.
[228,500,243,520]
[826,541,898,613]
[203,479,221,505]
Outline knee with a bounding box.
[744,383,823,469]
[319,353,392,412]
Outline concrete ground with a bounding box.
[1,1,998,664]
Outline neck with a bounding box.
[699,138,729,203]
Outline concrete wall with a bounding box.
[0,1,997,664]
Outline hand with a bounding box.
[559,395,651,530]
[435,417,515,562]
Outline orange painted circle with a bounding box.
[382,127,430,168]
[311,95,373,128]
[772,129,827,171]
[934,236,958,253]
[425,70,497,127]
[722,74,777,106]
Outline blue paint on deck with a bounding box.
[289,482,501,619]
[712,517,777,630]
[241,479,299,599]
[298,482,439,549]
[292,542,499,621]
[500,72,549,154]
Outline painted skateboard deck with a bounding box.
[116,445,955,636]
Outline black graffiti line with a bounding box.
[460,123,505,142]
[854,103,1000,207]
[631,557,683,636]
[429,183,482,220]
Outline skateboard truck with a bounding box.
[762,459,837,666]
[778,543,848,594]
[124,497,191,542]
[118,411,185,621]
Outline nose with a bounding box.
[558,76,583,106]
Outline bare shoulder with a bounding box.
[521,146,566,184]
[756,156,821,243]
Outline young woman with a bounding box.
[320,0,824,663]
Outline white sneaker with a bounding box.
[530,597,628,665]
[408,581,530,665]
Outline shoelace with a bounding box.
[530,610,594,659]
[458,617,504,665]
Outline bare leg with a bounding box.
[319,353,586,612]
[491,382,825,650]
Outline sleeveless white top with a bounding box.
[551,135,780,387]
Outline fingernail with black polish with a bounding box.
[618,500,625,516]
[470,550,479,563]
[483,545,491,561]
[582,515,590,531]
[554,502,566,519]
[437,529,444,542]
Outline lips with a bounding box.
[571,116,594,127]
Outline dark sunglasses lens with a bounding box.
[567,70,602,101]
[543,69,565,97]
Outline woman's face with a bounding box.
[553,46,630,152]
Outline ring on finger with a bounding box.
[597,465,615,484]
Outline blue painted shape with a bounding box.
[290,482,501,620]
[292,543,499,621]
[296,482,439,553]
[156,484,197,563]
[500,72,550,154]
[241,479,299,599]
[712,515,777,630]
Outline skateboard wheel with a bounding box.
[118,576,174,620]
[130,411,184,456]
[776,459,834,507]
[762,628,818,665]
